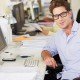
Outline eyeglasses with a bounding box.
[53,11,68,20]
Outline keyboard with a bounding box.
[24,57,39,67]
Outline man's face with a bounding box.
[53,6,72,29]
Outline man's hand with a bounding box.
[44,57,58,69]
[41,50,57,68]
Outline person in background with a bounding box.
[41,22,60,35]
[39,17,60,36]
[41,0,80,79]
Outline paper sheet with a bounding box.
[13,36,32,42]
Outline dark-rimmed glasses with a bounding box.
[53,11,68,20]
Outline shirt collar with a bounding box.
[61,21,79,36]
[71,21,79,32]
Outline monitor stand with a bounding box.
[16,29,26,35]
[19,28,26,32]
[17,31,26,35]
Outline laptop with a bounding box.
[0,26,17,61]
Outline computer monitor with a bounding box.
[12,2,26,35]
[12,2,37,35]
[0,27,7,52]
[12,3,21,34]
[19,2,25,25]
[0,26,17,61]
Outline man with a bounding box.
[41,0,80,79]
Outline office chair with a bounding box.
[76,9,80,23]
[73,77,80,80]
[44,54,63,80]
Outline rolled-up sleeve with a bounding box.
[43,35,58,56]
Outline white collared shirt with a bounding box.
[43,21,80,79]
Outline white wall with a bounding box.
[71,0,80,20]
[0,0,10,16]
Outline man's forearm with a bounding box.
[41,50,58,68]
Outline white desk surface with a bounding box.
[0,56,46,80]
[0,35,48,80]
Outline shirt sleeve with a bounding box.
[43,35,58,56]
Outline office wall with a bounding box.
[0,0,80,18]
[71,0,80,20]
[0,0,10,16]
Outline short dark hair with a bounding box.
[49,0,71,15]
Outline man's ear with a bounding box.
[69,10,73,19]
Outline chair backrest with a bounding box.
[76,9,80,23]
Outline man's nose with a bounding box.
[58,15,63,20]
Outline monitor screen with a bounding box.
[13,4,21,23]
[0,27,7,51]
[12,3,23,34]
[19,2,25,25]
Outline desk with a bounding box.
[0,56,46,80]
[0,35,48,80]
